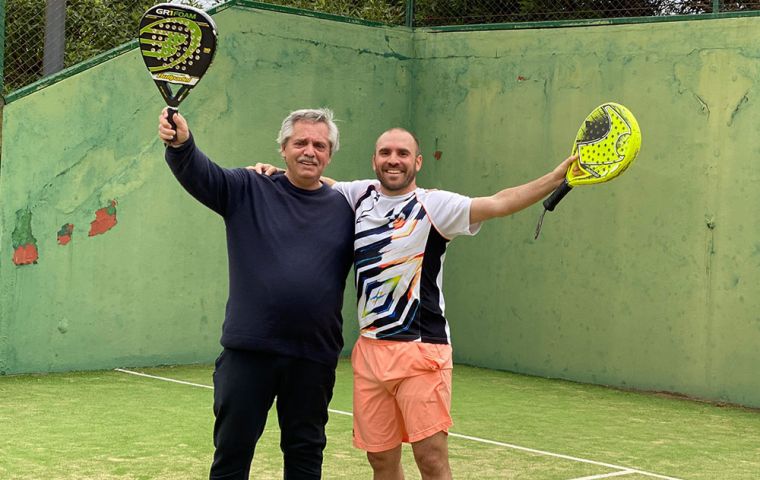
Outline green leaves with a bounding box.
[264,0,406,24]
[3,0,222,94]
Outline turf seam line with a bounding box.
[114,368,683,480]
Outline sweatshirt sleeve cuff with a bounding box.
[166,132,195,152]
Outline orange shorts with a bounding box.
[351,336,453,452]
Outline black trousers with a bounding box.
[209,349,336,480]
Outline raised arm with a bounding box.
[470,155,577,224]
[160,108,247,217]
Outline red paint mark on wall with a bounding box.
[13,244,39,265]
[12,208,39,266]
[58,223,74,245]
[434,151,443,161]
[89,200,118,237]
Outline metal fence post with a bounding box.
[43,0,66,77]
[405,0,414,28]
[0,0,5,161]
[0,0,5,96]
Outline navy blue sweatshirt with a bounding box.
[165,135,354,368]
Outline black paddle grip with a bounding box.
[167,107,178,142]
[542,180,573,212]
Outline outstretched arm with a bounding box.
[247,163,282,175]
[320,176,337,187]
[470,155,577,224]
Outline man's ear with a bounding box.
[415,154,423,172]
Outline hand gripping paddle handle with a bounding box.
[543,179,573,212]
[167,107,178,143]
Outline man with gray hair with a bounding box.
[158,107,354,479]
[250,126,576,480]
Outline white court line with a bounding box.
[114,368,356,416]
[568,470,636,480]
[115,368,683,480]
[115,369,679,479]
[115,368,213,389]
[446,433,681,480]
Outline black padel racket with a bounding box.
[139,3,217,135]
[534,102,642,239]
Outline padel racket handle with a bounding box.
[167,107,178,142]
[543,180,573,212]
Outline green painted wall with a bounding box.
[2,6,759,408]
[0,6,412,374]
[411,17,760,407]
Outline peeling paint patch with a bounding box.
[13,244,39,265]
[434,150,443,161]
[89,200,118,237]
[517,75,527,81]
[12,209,39,266]
[57,223,74,245]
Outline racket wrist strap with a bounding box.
[535,180,573,239]
[534,209,547,240]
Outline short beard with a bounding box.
[377,169,416,193]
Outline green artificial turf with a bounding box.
[1,359,758,479]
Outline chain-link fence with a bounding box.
[3,0,212,96]
[413,1,760,26]
[5,0,760,96]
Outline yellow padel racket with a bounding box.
[534,102,642,239]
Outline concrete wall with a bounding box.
[412,17,760,407]
[2,5,759,407]
[0,6,412,374]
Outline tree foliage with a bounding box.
[659,0,760,14]
[6,0,47,91]
[265,0,406,24]
[5,0,760,94]
[412,0,760,25]
[4,0,217,94]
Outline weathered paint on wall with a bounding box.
[11,209,38,266]
[0,6,411,374]
[411,17,760,407]
[57,223,74,246]
[1,6,759,408]
[88,200,118,237]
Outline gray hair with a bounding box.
[277,108,340,153]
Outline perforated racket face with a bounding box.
[139,4,217,107]
[567,103,641,187]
